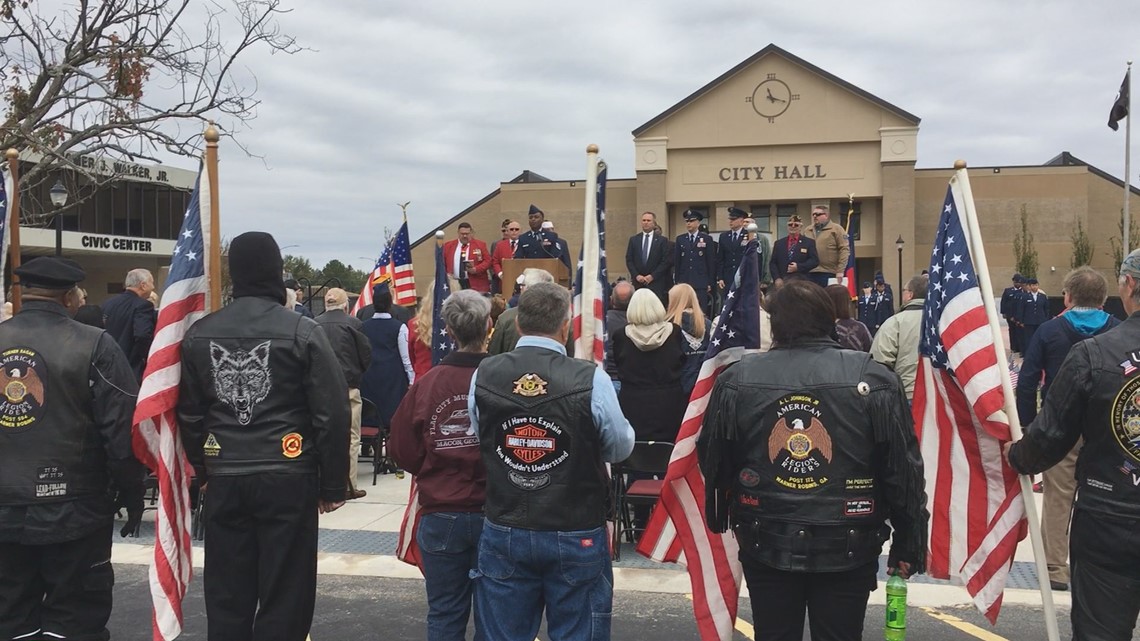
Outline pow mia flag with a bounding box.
[1109,70,1130,131]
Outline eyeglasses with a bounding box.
[788,223,802,228]
[811,212,825,217]
[508,227,520,231]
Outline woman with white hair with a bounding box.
[611,288,687,443]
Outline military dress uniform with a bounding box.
[674,209,718,315]
[0,257,145,641]
[718,207,754,292]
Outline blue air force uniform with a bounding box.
[674,209,717,314]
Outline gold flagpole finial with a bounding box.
[5,148,17,160]
[586,144,599,153]
[398,202,411,217]
[204,122,219,143]
[954,160,968,169]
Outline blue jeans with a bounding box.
[417,512,485,641]
[475,520,613,641]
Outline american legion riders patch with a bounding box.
[512,373,549,397]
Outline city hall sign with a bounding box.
[717,165,828,181]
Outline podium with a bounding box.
[501,258,571,292]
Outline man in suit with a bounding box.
[513,205,563,261]
[491,219,521,295]
[625,211,671,304]
[769,215,819,286]
[718,207,750,292]
[674,208,718,315]
[443,222,492,293]
[102,267,157,380]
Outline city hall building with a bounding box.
[10,153,196,304]
[410,44,1140,297]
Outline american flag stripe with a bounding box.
[131,166,210,641]
[637,243,762,641]
[390,219,417,307]
[914,178,1026,623]
[395,479,422,568]
[573,161,607,367]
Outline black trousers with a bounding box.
[1069,509,1140,641]
[204,473,319,641]
[741,559,878,641]
[0,522,114,641]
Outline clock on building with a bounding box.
[747,73,800,122]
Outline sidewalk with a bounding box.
[111,467,1069,611]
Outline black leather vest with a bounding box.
[1071,321,1140,518]
[0,308,106,505]
[727,348,890,571]
[475,346,608,531]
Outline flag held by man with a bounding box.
[131,166,213,641]
[912,177,1027,623]
[637,241,763,641]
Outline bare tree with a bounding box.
[0,0,300,211]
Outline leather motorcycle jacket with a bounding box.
[1010,312,1140,520]
[177,296,350,502]
[699,339,928,573]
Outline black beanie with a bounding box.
[229,231,286,304]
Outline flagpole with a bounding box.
[5,148,21,314]
[1124,61,1132,255]
[575,143,601,363]
[953,160,1061,641]
[204,123,221,312]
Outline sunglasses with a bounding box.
[788,223,802,227]
[811,212,825,217]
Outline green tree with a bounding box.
[318,259,367,293]
[282,255,315,282]
[1070,218,1095,269]
[1012,204,1038,279]
[1109,208,1140,274]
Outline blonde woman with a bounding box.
[407,281,436,380]
[667,283,709,396]
[611,289,686,443]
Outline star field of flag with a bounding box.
[707,241,762,359]
[921,186,977,371]
[431,241,455,364]
[167,177,205,283]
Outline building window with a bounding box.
[776,204,798,233]
[749,204,771,233]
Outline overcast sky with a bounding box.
[180,0,1139,272]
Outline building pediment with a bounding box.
[633,44,919,150]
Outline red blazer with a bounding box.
[442,238,492,292]
[491,238,517,283]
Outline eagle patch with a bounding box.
[0,347,48,432]
[766,394,834,491]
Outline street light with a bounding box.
[49,179,68,256]
[895,235,905,309]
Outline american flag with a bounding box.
[390,219,416,306]
[131,167,211,641]
[913,180,1027,623]
[637,241,762,641]
[572,162,608,366]
[431,240,455,365]
[0,169,10,315]
[350,240,393,316]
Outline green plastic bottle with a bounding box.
[885,573,908,640]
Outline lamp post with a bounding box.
[49,179,68,256]
[895,235,905,309]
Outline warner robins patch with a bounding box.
[1109,374,1140,462]
[0,347,48,433]
[512,373,549,397]
[496,415,570,490]
[765,393,834,491]
[282,432,303,459]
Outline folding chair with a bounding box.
[131,471,206,541]
[611,440,674,560]
[360,398,399,485]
